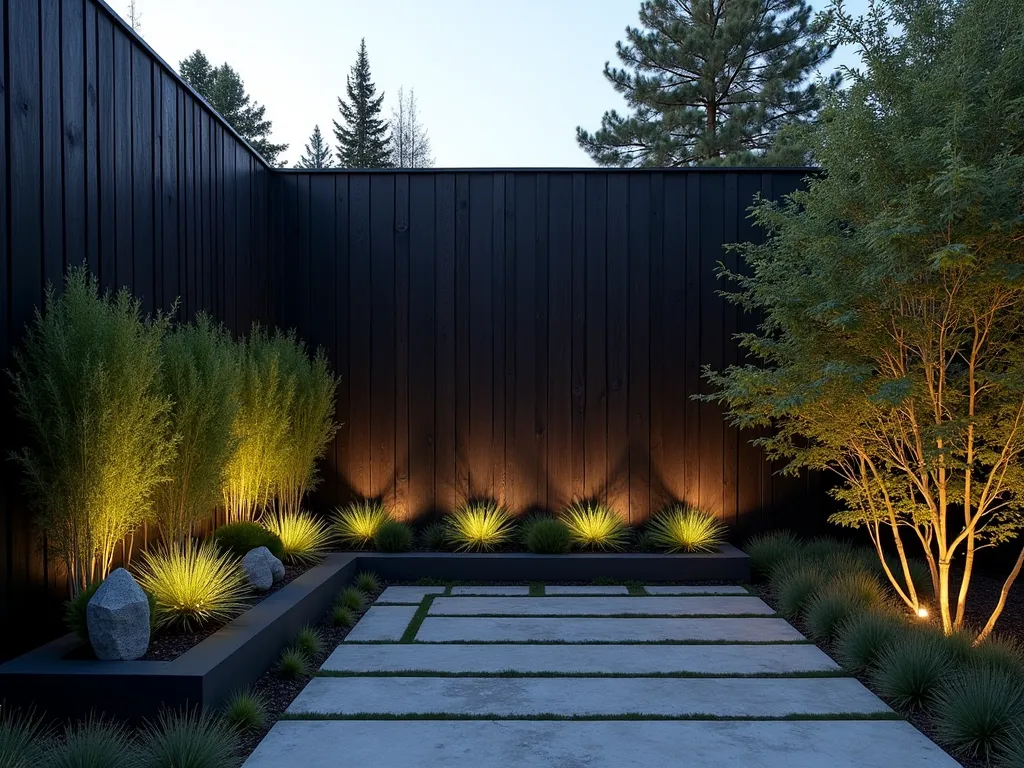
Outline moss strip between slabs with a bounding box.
[316,670,847,679]
[283,711,902,722]
[399,595,438,642]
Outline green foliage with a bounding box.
[136,539,250,631]
[523,518,572,554]
[139,707,238,768]
[971,635,1024,678]
[932,666,1024,761]
[703,0,1024,640]
[835,612,907,673]
[278,647,311,679]
[577,0,833,167]
[296,125,334,169]
[44,715,138,768]
[222,688,267,732]
[263,511,331,565]
[744,530,802,581]
[64,581,102,642]
[998,727,1024,768]
[295,624,324,657]
[772,562,825,621]
[213,521,285,561]
[222,326,295,523]
[154,315,239,545]
[802,537,854,562]
[871,631,958,711]
[373,520,414,552]
[331,604,355,628]
[634,528,657,552]
[803,571,885,642]
[420,522,448,550]
[355,571,380,594]
[337,586,366,612]
[646,505,726,553]
[9,267,173,595]
[445,502,515,552]
[561,501,629,551]
[0,706,52,765]
[333,39,391,168]
[332,500,393,549]
[272,332,338,518]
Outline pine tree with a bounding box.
[296,125,334,169]
[333,39,391,168]
[578,0,835,167]
[179,50,289,166]
[389,87,434,168]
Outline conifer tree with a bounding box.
[296,125,334,169]
[333,39,391,168]
[578,0,835,167]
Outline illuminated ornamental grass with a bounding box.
[263,510,331,565]
[332,500,394,549]
[136,539,250,632]
[561,501,629,551]
[445,501,515,552]
[647,505,726,553]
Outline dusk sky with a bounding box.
[117,0,871,168]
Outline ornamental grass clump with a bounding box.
[278,646,311,679]
[9,267,173,596]
[803,571,886,643]
[136,539,250,632]
[445,502,515,552]
[523,518,572,554]
[871,630,958,711]
[337,586,366,612]
[139,708,238,768]
[332,500,393,549]
[355,571,380,594]
[263,511,331,565]
[331,604,355,628]
[295,624,324,657]
[222,688,268,732]
[744,530,802,581]
[0,706,51,765]
[154,314,240,545]
[420,521,448,550]
[647,505,726,553]
[971,635,1024,678]
[45,715,138,768]
[835,611,907,673]
[373,520,414,552]
[932,666,1024,762]
[772,562,826,622]
[561,501,629,551]
[213,521,285,561]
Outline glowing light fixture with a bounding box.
[917,607,929,619]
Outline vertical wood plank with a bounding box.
[434,174,457,513]
[131,45,153,308]
[547,173,573,511]
[490,174,507,507]
[41,0,64,285]
[583,173,607,505]
[333,174,351,509]
[605,173,629,519]
[453,173,471,503]
[408,174,436,517]
[84,1,99,276]
[394,173,411,518]
[533,173,550,514]
[467,173,493,498]
[647,172,667,513]
[347,174,372,501]
[370,174,396,506]
[627,172,651,524]
[513,173,538,513]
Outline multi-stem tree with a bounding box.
[705,0,1024,641]
[334,39,391,168]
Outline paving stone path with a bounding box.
[243,584,958,767]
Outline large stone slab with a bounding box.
[320,642,839,674]
[428,596,772,616]
[377,586,446,604]
[449,586,529,596]
[414,617,803,643]
[544,585,629,595]
[244,720,959,768]
[344,606,419,642]
[287,676,889,717]
[645,585,749,595]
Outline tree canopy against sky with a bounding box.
[334,39,391,168]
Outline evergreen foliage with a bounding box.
[296,125,334,169]
[334,39,391,168]
[212,521,285,561]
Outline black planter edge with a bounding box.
[0,547,748,722]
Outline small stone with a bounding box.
[87,568,150,661]
[242,546,283,591]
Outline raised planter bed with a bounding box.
[0,547,748,722]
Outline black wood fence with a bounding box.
[0,0,825,658]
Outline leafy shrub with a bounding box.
[213,521,285,561]
[355,571,380,594]
[10,267,173,595]
[295,624,324,657]
[155,315,240,544]
[331,605,355,628]
[932,666,1024,761]
[222,688,267,731]
[561,501,628,551]
[744,530,801,581]
[278,646,311,679]
[332,500,393,549]
[524,518,572,554]
[835,612,907,673]
[337,586,366,612]
[0,706,51,765]
[136,539,250,631]
[139,708,238,768]
[647,505,726,553]
[45,715,138,768]
[263,511,331,565]
[445,502,515,552]
[420,521,448,550]
[871,630,958,711]
[373,520,413,552]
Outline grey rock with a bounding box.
[242,546,284,591]
[87,568,150,661]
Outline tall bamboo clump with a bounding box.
[273,331,339,518]
[153,314,240,544]
[222,326,294,522]
[9,268,174,596]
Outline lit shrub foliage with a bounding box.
[9,267,173,596]
[136,539,250,632]
[522,517,572,554]
[373,520,414,552]
[333,500,394,549]
[445,501,515,552]
[263,511,331,565]
[561,501,629,551]
[647,505,726,553]
[213,521,285,561]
